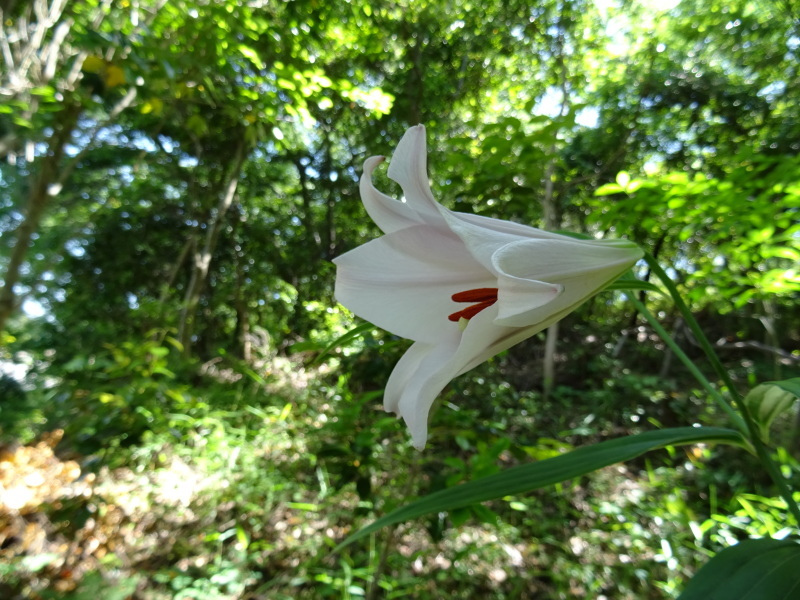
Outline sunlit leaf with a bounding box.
[595,183,624,196]
[310,321,375,365]
[238,44,264,69]
[745,380,799,443]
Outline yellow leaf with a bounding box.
[141,97,163,116]
[82,55,105,74]
[104,65,126,88]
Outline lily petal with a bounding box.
[383,341,436,414]
[493,237,643,281]
[386,125,443,223]
[494,272,563,327]
[491,238,642,327]
[388,304,541,448]
[454,302,568,376]
[452,211,567,241]
[360,156,426,234]
[333,225,494,343]
[437,209,568,274]
[385,338,460,449]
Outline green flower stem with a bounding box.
[748,431,800,527]
[624,292,746,434]
[641,253,800,528]
[643,255,740,398]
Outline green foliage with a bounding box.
[591,154,800,312]
[35,335,192,458]
[677,538,800,600]
[2,0,799,597]
[336,427,746,550]
[57,571,141,600]
[745,380,800,443]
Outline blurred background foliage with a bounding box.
[0,0,798,598]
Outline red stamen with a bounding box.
[451,288,498,303]
[448,287,498,322]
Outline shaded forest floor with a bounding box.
[0,347,795,599]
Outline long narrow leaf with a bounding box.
[310,321,375,365]
[335,427,745,550]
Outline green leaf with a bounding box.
[310,321,376,365]
[595,183,624,196]
[30,86,56,99]
[334,427,745,551]
[677,538,800,600]
[606,270,666,296]
[164,389,185,403]
[163,336,184,352]
[13,116,34,128]
[626,179,643,193]
[186,114,208,136]
[289,340,322,353]
[148,346,169,358]
[63,355,89,372]
[238,44,264,69]
[744,380,799,443]
[765,378,800,399]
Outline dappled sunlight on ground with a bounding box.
[0,431,223,595]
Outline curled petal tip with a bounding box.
[362,155,385,173]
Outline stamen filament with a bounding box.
[451,288,498,303]
[448,287,499,322]
[448,300,497,322]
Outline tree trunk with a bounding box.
[320,134,337,260]
[233,226,251,362]
[235,298,251,362]
[541,159,561,399]
[293,156,323,253]
[541,22,570,401]
[159,237,195,306]
[0,102,80,332]
[178,142,247,355]
[659,318,683,378]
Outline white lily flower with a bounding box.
[334,125,643,449]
